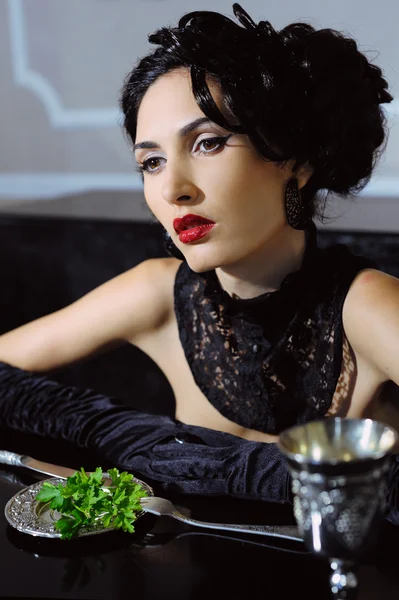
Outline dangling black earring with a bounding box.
[284,178,311,230]
[162,229,186,261]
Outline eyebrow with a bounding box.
[133,117,215,152]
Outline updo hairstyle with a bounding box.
[120,3,393,220]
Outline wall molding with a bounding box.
[8,0,122,128]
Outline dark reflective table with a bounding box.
[0,467,399,600]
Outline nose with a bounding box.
[161,161,199,206]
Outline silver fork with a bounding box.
[140,496,302,543]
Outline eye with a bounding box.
[136,156,165,175]
[135,134,233,177]
[196,135,233,155]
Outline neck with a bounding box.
[215,226,308,300]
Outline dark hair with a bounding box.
[120,3,393,221]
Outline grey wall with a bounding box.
[1,0,398,230]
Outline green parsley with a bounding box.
[35,467,148,539]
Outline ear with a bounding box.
[295,161,314,190]
[285,159,314,189]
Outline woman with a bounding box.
[0,4,398,519]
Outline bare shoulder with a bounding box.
[136,256,182,309]
[115,256,183,336]
[65,255,183,344]
[343,268,399,384]
[343,268,399,325]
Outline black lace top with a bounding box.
[174,225,375,435]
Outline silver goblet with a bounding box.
[278,417,398,599]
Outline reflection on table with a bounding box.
[0,466,398,600]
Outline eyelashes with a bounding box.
[135,134,233,176]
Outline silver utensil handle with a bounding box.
[171,511,301,543]
[0,450,24,467]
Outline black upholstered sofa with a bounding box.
[0,214,398,468]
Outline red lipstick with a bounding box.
[173,214,215,244]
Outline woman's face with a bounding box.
[134,68,309,273]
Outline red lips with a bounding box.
[173,214,216,244]
[173,214,215,234]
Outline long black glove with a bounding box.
[0,361,398,524]
[0,361,291,504]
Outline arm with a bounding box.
[343,269,399,389]
[0,361,291,504]
[342,268,399,443]
[2,359,399,522]
[0,257,178,372]
[0,255,291,503]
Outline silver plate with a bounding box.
[4,476,154,538]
